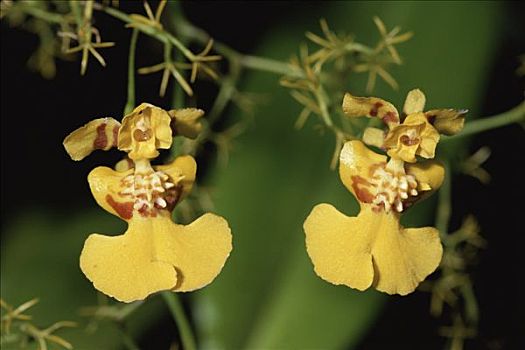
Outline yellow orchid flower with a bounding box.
[64,103,232,303]
[343,89,467,163]
[304,140,444,295]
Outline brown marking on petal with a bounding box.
[112,125,119,147]
[138,204,149,217]
[369,102,383,117]
[165,184,183,212]
[94,123,108,149]
[106,194,133,220]
[382,111,399,124]
[133,128,153,142]
[351,176,374,203]
[400,135,420,146]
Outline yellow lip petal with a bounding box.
[88,166,135,220]
[80,213,232,302]
[63,117,121,161]
[304,204,442,295]
[342,93,400,127]
[155,213,232,292]
[80,224,179,303]
[339,140,386,204]
[371,222,442,296]
[304,203,374,290]
[403,89,426,115]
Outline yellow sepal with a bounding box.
[168,108,204,139]
[403,89,426,115]
[425,109,467,135]
[342,92,399,127]
[63,117,120,161]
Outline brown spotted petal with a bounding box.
[425,109,467,136]
[384,113,440,163]
[168,108,204,139]
[88,155,196,220]
[63,117,121,161]
[118,103,173,160]
[88,166,135,220]
[339,140,386,206]
[342,93,400,128]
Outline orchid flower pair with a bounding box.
[64,89,465,302]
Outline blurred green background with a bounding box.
[1,1,523,349]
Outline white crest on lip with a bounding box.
[369,165,418,213]
[120,170,178,215]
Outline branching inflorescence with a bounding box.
[281,17,413,168]
[1,298,76,350]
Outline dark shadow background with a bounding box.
[1,1,524,349]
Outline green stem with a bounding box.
[241,55,301,77]
[124,29,139,115]
[314,86,333,128]
[460,281,479,324]
[161,292,197,350]
[99,3,300,77]
[435,160,451,239]
[19,5,65,24]
[444,101,525,141]
[100,5,194,60]
[69,0,83,27]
